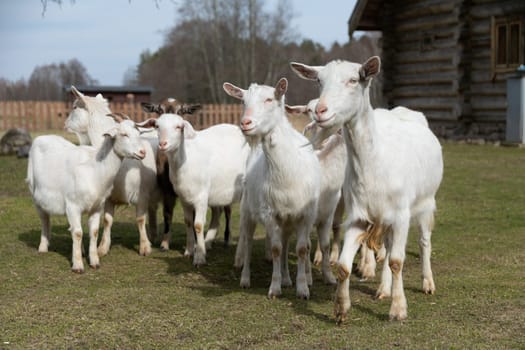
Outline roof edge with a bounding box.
[348,0,370,36]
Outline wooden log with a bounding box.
[470,95,507,111]
[392,60,459,74]
[471,70,513,83]
[471,110,506,122]
[391,71,460,86]
[391,84,459,98]
[395,47,461,65]
[394,96,461,108]
[469,82,506,96]
[470,18,491,35]
[424,110,461,122]
[395,0,460,21]
[394,8,460,32]
[471,46,491,60]
[470,1,525,19]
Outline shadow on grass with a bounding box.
[153,236,390,324]
[17,220,149,265]
[18,226,72,262]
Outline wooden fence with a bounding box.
[0,101,244,132]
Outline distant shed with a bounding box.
[348,0,525,140]
[66,85,153,104]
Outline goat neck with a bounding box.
[260,116,302,173]
[93,136,125,191]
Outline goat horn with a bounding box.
[107,113,130,123]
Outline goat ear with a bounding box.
[274,78,288,100]
[103,127,118,139]
[182,120,196,139]
[107,113,130,123]
[290,62,321,81]
[141,102,165,115]
[136,118,157,129]
[70,86,86,103]
[359,56,381,81]
[178,103,202,115]
[285,104,307,115]
[223,83,244,100]
[141,102,156,113]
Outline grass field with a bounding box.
[0,141,524,349]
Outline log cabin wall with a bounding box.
[356,0,525,140]
[466,0,524,141]
[381,0,468,138]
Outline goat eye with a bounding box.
[265,98,272,103]
[120,132,128,137]
[347,78,358,85]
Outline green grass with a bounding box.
[0,142,524,349]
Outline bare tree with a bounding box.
[169,0,298,103]
[0,59,97,101]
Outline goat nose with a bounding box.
[159,140,167,149]
[138,149,146,157]
[240,118,252,129]
[316,103,328,118]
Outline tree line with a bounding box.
[2,0,382,106]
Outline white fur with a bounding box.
[291,57,443,322]
[286,99,347,284]
[140,114,250,266]
[140,99,230,251]
[300,102,432,282]
[223,79,321,299]
[65,87,158,257]
[27,119,146,272]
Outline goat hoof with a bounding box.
[97,249,108,257]
[422,279,435,295]
[375,293,390,300]
[389,311,408,321]
[297,292,310,300]
[268,289,281,299]
[193,259,206,268]
[90,264,100,270]
[334,303,348,325]
[335,311,347,325]
[71,268,85,274]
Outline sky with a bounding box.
[0,0,356,86]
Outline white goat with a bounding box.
[66,87,158,257]
[138,114,250,266]
[291,57,443,322]
[285,99,346,284]
[27,116,146,272]
[223,78,321,299]
[298,103,430,281]
[141,100,232,250]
